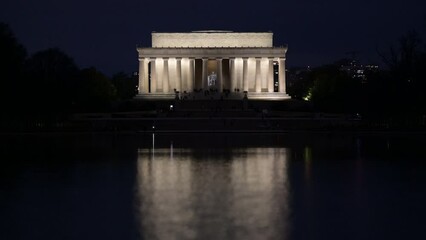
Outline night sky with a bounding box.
[2,0,425,76]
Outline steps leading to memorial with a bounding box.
[135,92,291,100]
[247,92,291,100]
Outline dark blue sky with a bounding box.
[2,0,425,75]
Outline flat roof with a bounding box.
[151,32,274,48]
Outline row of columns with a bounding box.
[138,57,286,94]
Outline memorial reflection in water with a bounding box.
[136,143,290,240]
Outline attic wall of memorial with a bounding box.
[151,32,273,48]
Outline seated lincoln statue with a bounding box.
[136,30,290,100]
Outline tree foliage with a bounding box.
[111,72,138,100]
[0,22,125,115]
[0,23,27,111]
[308,65,362,113]
[375,30,426,118]
[287,30,426,124]
[0,23,26,76]
[74,67,117,111]
[24,48,79,112]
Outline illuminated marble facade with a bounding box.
[136,31,290,100]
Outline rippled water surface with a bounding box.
[1,133,426,239]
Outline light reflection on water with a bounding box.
[137,146,290,240]
[2,134,426,239]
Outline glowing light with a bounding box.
[136,147,290,239]
[152,133,155,155]
[303,88,312,101]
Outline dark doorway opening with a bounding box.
[273,61,279,92]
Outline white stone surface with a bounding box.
[137,48,287,59]
[152,32,273,48]
[136,31,290,100]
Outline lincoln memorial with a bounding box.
[136,31,290,100]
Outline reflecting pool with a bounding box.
[1,133,425,239]
[136,147,290,239]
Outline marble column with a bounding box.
[143,59,149,93]
[163,58,169,93]
[268,58,274,93]
[202,58,208,90]
[150,58,156,93]
[138,58,148,94]
[278,58,286,93]
[176,58,182,92]
[242,57,248,92]
[230,58,236,91]
[236,58,243,91]
[189,58,195,92]
[138,59,143,94]
[255,57,261,93]
[217,58,223,92]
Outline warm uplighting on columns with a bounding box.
[230,58,236,91]
[138,58,149,94]
[235,58,243,91]
[217,58,223,92]
[138,59,142,94]
[166,58,175,91]
[202,58,208,90]
[278,57,286,93]
[163,58,170,93]
[268,58,274,93]
[176,58,182,93]
[242,57,248,92]
[189,58,195,92]
[143,59,149,93]
[255,58,261,93]
[180,58,189,92]
[155,58,164,92]
[150,58,157,93]
[261,58,269,90]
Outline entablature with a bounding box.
[137,47,287,59]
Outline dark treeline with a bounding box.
[0,22,137,120]
[288,30,426,127]
[2,22,426,129]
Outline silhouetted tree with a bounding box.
[308,65,361,113]
[111,72,138,100]
[0,22,27,112]
[24,48,79,113]
[376,30,426,120]
[286,67,311,100]
[74,67,117,111]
